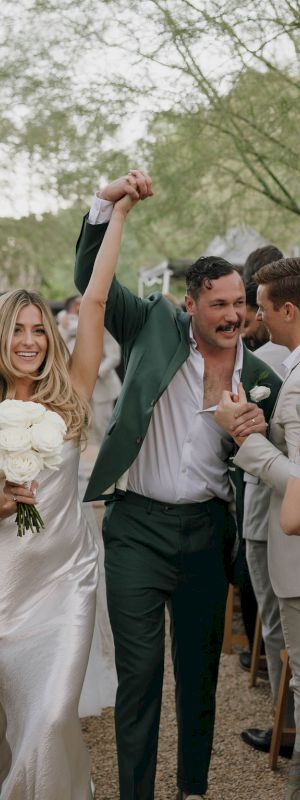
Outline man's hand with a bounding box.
[214,382,267,445]
[99,170,153,204]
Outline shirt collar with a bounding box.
[189,322,243,376]
[282,344,300,374]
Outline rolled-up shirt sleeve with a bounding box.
[88,195,113,225]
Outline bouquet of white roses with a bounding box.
[0,400,67,536]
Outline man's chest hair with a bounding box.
[203,362,233,409]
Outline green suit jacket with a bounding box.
[75,218,282,524]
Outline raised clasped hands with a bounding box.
[99,169,154,209]
[214,382,267,446]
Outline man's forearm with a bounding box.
[233,433,291,496]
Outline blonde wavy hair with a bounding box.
[0,289,91,443]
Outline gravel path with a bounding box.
[81,636,288,800]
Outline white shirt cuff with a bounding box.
[88,195,113,225]
[289,463,300,478]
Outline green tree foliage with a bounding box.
[103,0,300,218]
[1,0,299,294]
[0,0,122,211]
[127,66,300,261]
[0,202,162,298]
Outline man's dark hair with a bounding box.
[243,245,283,284]
[186,256,236,300]
[255,258,300,310]
[245,281,258,310]
[65,295,81,312]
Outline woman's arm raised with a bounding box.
[69,185,151,399]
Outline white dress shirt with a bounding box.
[128,332,243,503]
[282,344,300,376]
[89,195,113,225]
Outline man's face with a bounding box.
[68,297,81,316]
[185,272,246,352]
[242,305,269,351]
[256,284,286,345]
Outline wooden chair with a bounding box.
[222,584,248,655]
[269,649,295,770]
[249,611,268,687]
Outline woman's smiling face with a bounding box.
[10,304,48,376]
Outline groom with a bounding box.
[75,173,281,799]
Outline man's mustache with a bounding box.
[216,322,241,332]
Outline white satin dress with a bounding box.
[0,441,98,800]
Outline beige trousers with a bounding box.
[279,596,300,751]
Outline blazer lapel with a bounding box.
[240,345,258,398]
[156,312,190,397]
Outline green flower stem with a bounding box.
[15,503,45,537]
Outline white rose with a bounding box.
[30,420,65,454]
[249,385,271,402]
[3,450,43,483]
[0,399,45,428]
[43,409,67,434]
[42,451,63,470]
[22,402,46,424]
[0,427,32,452]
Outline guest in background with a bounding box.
[57,294,81,352]
[243,244,283,285]
[89,329,121,447]
[237,257,293,756]
[215,258,300,800]
[242,282,270,352]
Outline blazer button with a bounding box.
[136,436,142,444]
[150,400,156,407]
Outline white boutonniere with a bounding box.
[249,370,271,402]
[249,384,271,402]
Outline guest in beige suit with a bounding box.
[215,258,300,800]
[90,328,121,446]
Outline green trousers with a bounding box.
[103,492,235,799]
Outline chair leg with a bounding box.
[269,650,292,770]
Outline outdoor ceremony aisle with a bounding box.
[82,632,289,800]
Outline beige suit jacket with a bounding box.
[234,353,300,598]
[92,329,121,403]
[242,342,287,543]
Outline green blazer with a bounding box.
[75,218,282,519]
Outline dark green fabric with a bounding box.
[74,217,282,507]
[103,492,235,799]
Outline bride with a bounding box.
[0,171,152,799]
